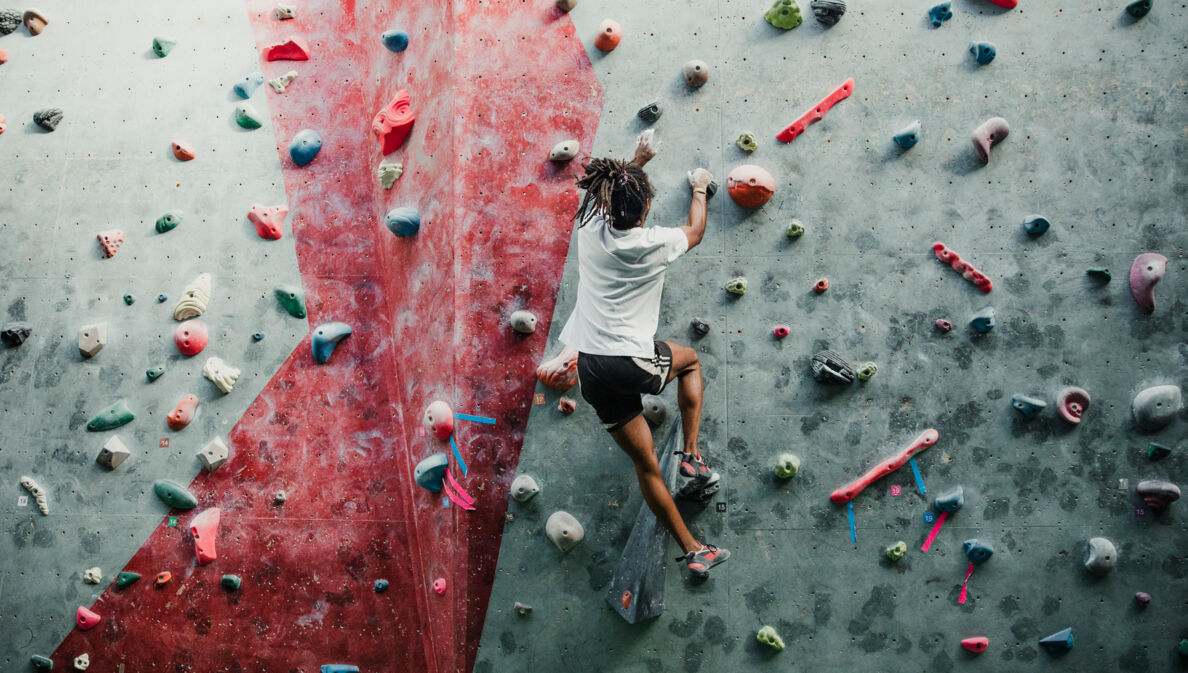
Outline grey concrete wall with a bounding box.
[477,2,1187,672]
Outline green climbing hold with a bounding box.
[123,294,135,305]
[116,571,142,589]
[153,479,199,510]
[31,655,53,671]
[765,0,803,29]
[86,400,135,431]
[221,574,242,590]
[274,285,307,319]
[886,541,907,562]
[726,277,748,296]
[1126,0,1152,19]
[155,210,183,233]
[756,625,785,651]
[856,362,878,381]
[775,453,800,479]
[152,36,177,57]
[1179,638,1188,658]
[1086,268,1111,282]
[235,102,264,129]
[1148,442,1170,461]
[146,366,165,382]
[786,219,805,238]
[737,131,758,153]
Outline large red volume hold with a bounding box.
[373,90,415,155]
[190,508,221,565]
[830,429,939,503]
[264,36,311,61]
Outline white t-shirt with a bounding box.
[559,214,689,358]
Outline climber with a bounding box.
[558,130,729,579]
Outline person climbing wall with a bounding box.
[558,130,729,579]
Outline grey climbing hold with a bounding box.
[892,121,921,150]
[1125,0,1152,19]
[885,541,907,562]
[962,539,993,565]
[969,41,996,65]
[545,511,584,552]
[811,0,846,26]
[34,107,63,131]
[641,395,667,426]
[690,317,710,338]
[549,140,579,161]
[969,307,995,333]
[146,366,165,382]
[1,322,31,347]
[682,59,710,88]
[510,474,540,502]
[414,453,447,492]
[855,362,878,381]
[1136,480,1180,513]
[0,8,19,35]
[1010,394,1046,418]
[197,436,229,471]
[96,435,131,470]
[725,277,748,296]
[385,206,421,237]
[1083,537,1117,576]
[1131,384,1181,431]
[374,579,389,592]
[233,72,265,99]
[1147,442,1170,461]
[153,479,198,510]
[1021,214,1050,236]
[78,322,107,358]
[786,219,805,238]
[1039,627,1074,654]
[928,2,952,27]
[83,567,101,584]
[775,453,800,479]
[933,485,964,513]
[736,131,757,153]
[311,322,352,364]
[514,601,532,616]
[637,101,662,123]
[510,310,538,334]
[810,349,854,383]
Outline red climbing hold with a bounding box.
[773,325,790,339]
[167,394,199,430]
[776,78,854,143]
[173,320,209,356]
[76,606,101,630]
[423,400,454,440]
[961,637,989,653]
[0,114,6,134]
[155,571,172,586]
[536,346,579,390]
[830,428,939,504]
[814,278,829,293]
[932,242,992,293]
[373,90,415,155]
[593,19,622,51]
[97,229,125,258]
[433,578,447,595]
[986,0,1017,8]
[172,141,196,161]
[726,164,775,208]
[190,507,221,565]
[264,36,311,61]
[248,204,288,240]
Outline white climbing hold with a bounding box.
[545,511,584,552]
[20,476,48,515]
[510,474,540,502]
[78,322,108,358]
[73,653,90,671]
[549,140,579,161]
[269,70,298,93]
[202,356,241,394]
[378,161,403,189]
[172,273,212,321]
[641,395,667,426]
[1131,384,1182,431]
[83,567,102,584]
[96,435,131,470]
[198,436,230,471]
[510,310,538,334]
[275,3,295,19]
[1084,537,1118,576]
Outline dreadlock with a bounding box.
[573,157,655,230]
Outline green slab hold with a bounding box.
[221,574,242,590]
[152,36,177,57]
[1148,442,1170,461]
[117,571,142,589]
[155,210,183,233]
[235,102,264,129]
[1126,0,1152,19]
[31,655,53,671]
[765,0,803,29]
[153,479,198,510]
[146,366,165,382]
[87,400,135,431]
[274,285,307,319]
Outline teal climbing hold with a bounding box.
[970,41,996,65]
[928,2,952,26]
[155,210,183,233]
[765,0,803,29]
[289,129,323,166]
[116,571,142,589]
[320,667,360,673]
[933,486,964,512]
[963,539,993,565]
[1010,394,1046,418]
[146,366,165,382]
[233,72,265,99]
[274,285,307,319]
[893,121,921,150]
[152,36,177,58]
[381,29,409,52]
[30,655,53,671]
[969,308,995,333]
[221,574,242,590]
[311,322,352,364]
[1039,627,1074,654]
[1125,0,1152,19]
[414,453,448,492]
[374,579,389,592]
[1086,268,1111,282]
[1148,442,1170,461]
[153,479,199,510]
[1022,215,1050,236]
[86,400,135,431]
[123,294,135,305]
[252,332,265,342]
[385,207,421,237]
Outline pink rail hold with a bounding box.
[933,242,993,293]
[830,429,939,504]
[776,78,854,143]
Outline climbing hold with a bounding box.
[1128,253,1167,313]
[1132,385,1182,431]
[682,60,710,88]
[1126,0,1153,18]
[1038,627,1074,654]
[385,206,421,237]
[1010,394,1046,419]
[637,101,662,123]
[167,394,199,431]
[773,325,790,339]
[30,655,53,671]
[971,117,1009,163]
[549,140,579,161]
[32,107,62,133]
[123,294,135,305]
[969,307,996,333]
[1083,537,1117,576]
[221,574,242,590]
[23,8,48,34]
[96,435,131,470]
[378,161,403,189]
[963,539,993,565]
[171,141,196,161]
[76,606,101,630]
[197,436,229,471]
[736,131,758,153]
[514,601,532,616]
[593,19,622,51]
[381,29,409,52]
[311,322,352,364]
[510,474,541,502]
[764,0,803,29]
[510,310,538,334]
[556,0,578,10]
[86,400,135,431]
[269,70,298,93]
[986,0,1017,7]
[776,78,854,143]
[726,164,775,208]
[413,453,448,492]
[190,507,221,564]
[433,578,447,595]
[153,479,198,510]
[1148,442,1170,461]
[275,3,295,19]
[1055,386,1090,424]
[248,204,288,240]
[756,625,786,650]
[933,242,993,293]
[146,366,167,383]
[273,490,287,505]
[928,2,953,26]
[423,400,454,440]
[374,579,389,592]
[373,90,415,155]
[1021,214,1050,236]
[892,121,921,150]
[233,72,265,98]
[786,220,805,238]
[289,129,323,166]
[73,654,89,671]
[885,541,907,562]
[1135,480,1180,512]
[725,277,748,295]
[813,278,829,293]
[0,49,8,63]
[545,511,584,552]
[320,667,359,673]
[1134,591,1151,607]
[775,453,800,479]
[235,102,264,130]
[537,347,579,390]
[811,349,855,384]
[20,476,48,513]
[78,322,108,358]
[274,285,307,318]
[961,637,989,653]
[690,317,711,337]
[855,362,878,381]
[1086,268,1111,283]
[0,9,17,34]
[83,567,101,584]
[172,320,209,357]
[155,571,172,586]
[933,485,964,513]
[264,36,310,61]
[96,229,124,258]
[811,0,846,25]
[175,287,211,333]
[969,41,996,65]
[252,332,265,341]
[157,294,168,303]
[203,356,242,394]
[641,395,667,426]
[152,36,176,58]
[116,572,141,589]
[1,322,31,346]
[558,397,577,415]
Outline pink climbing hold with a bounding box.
[986,0,1017,8]
[961,636,989,653]
[0,114,6,134]
[433,578,447,594]
[76,605,101,630]
[167,394,199,430]
[558,397,577,414]
[423,400,454,440]
[830,428,939,504]
[373,90,415,155]
[173,320,209,356]
[776,78,854,143]
[1128,253,1167,314]
[248,204,288,240]
[190,507,221,565]
[971,117,1009,163]
[536,346,579,390]
[264,36,311,61]
[933,242,992,293]
[97,229,125,258]
[1055,386,1090,424]
[773,325,790,339]
[935,319,953,332]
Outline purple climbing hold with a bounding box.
[1128,253,1167,313]
[1135,480,1180,513]
[1055,386,1090,424]
[1134,591,1151,607]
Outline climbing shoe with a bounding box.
[678,543,731,579]
[676,453,720,501]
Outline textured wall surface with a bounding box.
[477,2,1187,672]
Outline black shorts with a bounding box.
[577,341,673,432]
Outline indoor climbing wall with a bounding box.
[477,2,1187,673]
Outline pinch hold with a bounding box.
[1128,253,1167,313]
[971,117,1009,163]
[893,120,921,150]
[311,322,352,364]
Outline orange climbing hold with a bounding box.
[536,347,579,390]
[814,278,829,293]
[172,141,196,161]
[593,19,622,51]
[0,50,9,64]
[248,204,288,240]
[373,90,415,155]
[76,606,101,630]
[726,164,775,208]
[264,36,311,61]
[167,394,199,430]
[97,229,125,258]
[155,571,172,586]
[190,507,221,565]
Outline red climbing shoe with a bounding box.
[678,544,730,579]
[677,453,720,501]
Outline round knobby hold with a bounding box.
[813,278,829,293]
[235,102,264,129]
[510,474,541,502]
[764,0,803,29]
[152,36,177,58]
[593,19,622,51]
[234,71,265,98]
[1055,386,1090,424]
[1128,252,1167,313]
[893,120,921,150]
[558,397,576,415]
[385,206,421,237]
[961,637,989,653]
[774,453,800,479]
[33,107,63,132]
[289,129,323,166]
[641,395,667,426]
[811,0,846,26]
[637,101,662,123]
[173,320,209,356]
[736,131,758,153]
[690,317,711,337]
[155,210,183,233]
[423,400,454,440]
[1131,384,1182,431]
[756,625,786,651]
[772,325,790,339]
[413,453,448,492]
[1126,0,1153,18]
[786,220,805,238]
[1083,537,1117,576]
[510,310,538,334]
[935,318,953,333]
[546,511,585,552]
[311,321,352,364]
[969,307,996,333]
[556,0,578,11]
[381,29,409,52]
[549,139,579,161]
[432,578,447,595]
[929,2,953,27]
[725,277,748,296]
[1134,591,1151,607]
[0,9,19,35]
[726,164,775,208]
[885,541,907,562]
[969,41,996,65]
[374,579,390,592]
[1022,214,1050,237]
[123,294,135,305]
[682,59,710,88]
[855,362,878,381]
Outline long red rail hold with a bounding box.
[776,77,854,143]
[830,428,939,504]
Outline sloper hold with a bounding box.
[381,29,409,52]
[248,204,288,240]
[173,273,212,320]
[76,606,101,630]
[312,322,352,363]
[423,400,454,439]
[173,320,209,356]
[373,90,415,155]
[78,322,107,358]
[22,8,47,34]
[96,229,124,257]
[153,479,198,510]
[963,539,993,565]
[972,117,1009,163]
[21,476,49,514]
[726,164,775,207]
[969,41,996,65]
[756,625,786,650]
[510,310,538,334]
[34,107,62,131]
[152,36,176,57]
[556,0,578,10]
[190,507,221,564]
[198,436,229,471]
[233,71,265,98]
[116,572,141,589]
[1039,627,1073,654]
[928,2,953,26]
[933,485,964,512]
[961,637,989,653]
[593,19,622,51]
[549,140,579,161]
[167,394,199,430]
[1131,384,1181,431]
[87,400,134,431]
[155,210,183,233]
[1,322,32,346]
[765,0,803,29]
[414,453,448,492]
[1135,480,1180,512]
[811,0,846,26]
[289,129,323,166]
[893,120,921,149]
[274,285,307,318]
[1021,215,1050,236]
[203,356,241,393]
[96,435,131,469]
[1056,386,1090,424]
[641,395,667,426]
[1010,394,1046,418]
[1126,0,1153,18]
[1128,253,1167,313]
[546,511,584,552]
[1083,537,1117,576]
[264,36,311,61]
[969,307,996,333]
[385,206,421,237]
[1134,591,1151,607]
[510,474,541,502]
[374,579,389,592]
[235,102,264,129]
[682,59,710,88]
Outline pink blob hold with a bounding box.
[173,320,209,356]
[167,394,199,430]
[190,507,222,565]
[961,636,989,653]
[935,319,953,332]
[423,400,454,440]
[248,204,288,240]
[726,164,775,208]
[432,578,447,595]
[1128,253,1167,314]
[773,325,790,339]
[77,605,101,630]
[1056,386,1090,424]
[972,117,1010,163]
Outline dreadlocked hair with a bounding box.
[573,157,655,230]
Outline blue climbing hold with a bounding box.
[1022,215,1050,236]
[933,486,964,513]
[969,307,995,333]
[381,29,409,52]
[311,322,352,364]
[385,207,421,237]
[928,2,952,27]
[233,72,265,99]
[289,129,323,166]
[251,332,265,342]
[893,120,921,150]
[963,539,993,565]
[1039,627,1074,654]
[970,41,996,65]
[374,579,389,592]
[1011,394,1047,418]
[414,453,448,492]
[320,667,360,673]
